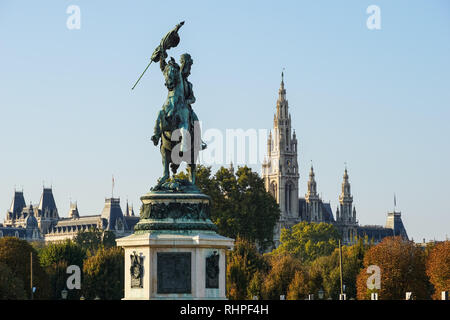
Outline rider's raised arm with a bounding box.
[159,57,167,72]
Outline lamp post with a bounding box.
[318,288,324,300]
[339,240,344,296]
[61,289,68,300]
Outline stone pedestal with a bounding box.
[116,187,234,300]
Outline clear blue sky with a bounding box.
[0,0,449,242]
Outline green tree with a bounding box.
[226,237,268,300]
[82,247,124,300]
[308,238,367,299]
[73,228,116,254]
[39,239,86,268]
[176,165,280,250]
[0,237,50,299]
[38,240,86,300]
[271,221,340,263]
[0,262,27,300]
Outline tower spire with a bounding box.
[262,73,300,246]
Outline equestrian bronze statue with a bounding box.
[132,22,206,190]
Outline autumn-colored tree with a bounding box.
[82,247,124,300]
[356,236,430,300]
[260,254,302,299]
[286,268,310,300]
[247,270,264,300]
[0,262,27,299]
[271,221,340,263]
[226,237,267,300]
[0,237,51,299]
[426,240,450,299]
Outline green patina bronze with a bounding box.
[134,191,217,233]
[134,21,206,190]
[132,22,215,234]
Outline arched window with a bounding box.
[270,182,277,201]
[285,182,293,213]
[15,231,19,238]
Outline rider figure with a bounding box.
[151,52,206,151]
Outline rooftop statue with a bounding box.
[132,22,206,191]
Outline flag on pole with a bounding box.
[112,175,115,198]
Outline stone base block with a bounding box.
[116,231,234,300]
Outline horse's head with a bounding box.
[164,57,180,91]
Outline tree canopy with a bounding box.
[426,240,450,299]
[271,221,340,263]
[356,236,429,300]
[73,228,116,254]
[226,237,268,300]
[176,165,280,250]
[0,262,27,300]
[0,237,50,299]
[82,247,124,300]
[39,239,86,268]
[38,240,86,300]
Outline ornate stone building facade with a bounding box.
[262,73,300,246]
[1,187,139,242]
[262,75,408,246]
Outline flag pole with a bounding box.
[131,61,152,90]
[112,175,114,199]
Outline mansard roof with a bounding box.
[101,198,128,231]
[49,214,104,233]
[321,202,335,223]
[38,188,58,214]
[357,225,394,240]
[0,223,42,240]
[385,211,408,240]
[9,191,26,215]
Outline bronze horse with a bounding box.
[151,57,201,188]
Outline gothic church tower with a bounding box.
[262,73,300,245]
[305,166,323,222]
[335,168,358,244]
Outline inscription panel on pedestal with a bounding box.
[157,252,191,294]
